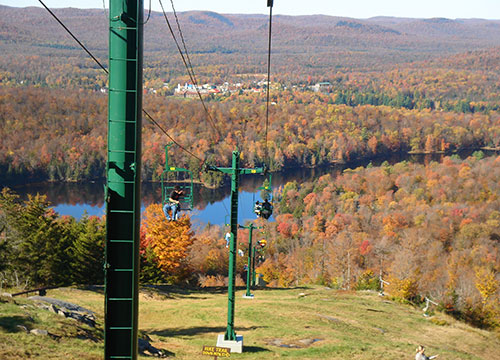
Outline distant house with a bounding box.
[313,82,332,92]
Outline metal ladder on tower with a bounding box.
[104,1,143,359]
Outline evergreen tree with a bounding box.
[140,247,164,284]
[70,215,105,285]
[0,188,73,287]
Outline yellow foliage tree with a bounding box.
[386,275,420,302]
[475,267,499,305]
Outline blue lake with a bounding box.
[8,151,485,226]
[8,170,310,226]
[52,189,273,226]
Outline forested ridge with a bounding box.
[2,7,500,184]
[2,5,500,96]
[2,5,500,82]
[1,86,499,183]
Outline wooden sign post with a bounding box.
[202,346,231,359]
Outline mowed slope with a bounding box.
[1,286,499,359]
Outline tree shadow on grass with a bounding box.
[80,285,226,299]
[254,286,310,291]
[81,284,311,297]
[151,325,266,338]
[0,315,33,332]
[244,345,271,353]
[141,285,310,295]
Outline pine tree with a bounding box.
[0,188,73,287]
[71,216,105,285]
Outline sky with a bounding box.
[1,0,499,20]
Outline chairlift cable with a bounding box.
[264,0,274,167]
[102,0,108,21]
[158,0,223,142]
[169,0,200,87]
[222,198,230,218]
[38,0,108,74]
[249,1,275,222]
[37,0,204,164]
[142,0,152,25]
[143,110,204,162]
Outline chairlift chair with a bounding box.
[161,144,194,211]
[254,172,273,219]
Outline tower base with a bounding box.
[216,334,243,353]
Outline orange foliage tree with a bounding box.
[141,204,196,283]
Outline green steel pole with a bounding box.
[165,143,173,171]
[245,224,255,297]
[239,224,261,296]
[162,143,173,205]
[251,245,257,289]
[225,150,240,341]
[105,1,143,359]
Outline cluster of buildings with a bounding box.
[105,80,332,97]
[173,80,269,98]
[171,80,333,98]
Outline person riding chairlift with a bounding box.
[254,201,262,216]
[163,185,184,221]
[260,199,273,219]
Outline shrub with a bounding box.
[386,276,420,302]
[355,270,379,291]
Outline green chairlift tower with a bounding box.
[208,149,264,353]
[104,0,143,359]
[239,224,262,298]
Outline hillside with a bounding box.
[2,85,500,183]
[2,5,500,85]
[1,286,499,359]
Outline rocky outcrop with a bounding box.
[29,296,96,327]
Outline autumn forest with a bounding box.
[0,5,499,332]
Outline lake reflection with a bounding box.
[9,168,334,225]
[6,151,487,225]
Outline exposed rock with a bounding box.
[30,329,48,336]
[138,338,168,357]
[268,339,282,346]
[317,314,342,323]
[28,296,95,315]
[299,338,315,346]
[366,308,384,313]
[267,338,321,348]
[29,296,96,327]
[301,338,322,346]
[16,325,29,333]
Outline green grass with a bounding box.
[1,286,499,359]
[0,294,102,359]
